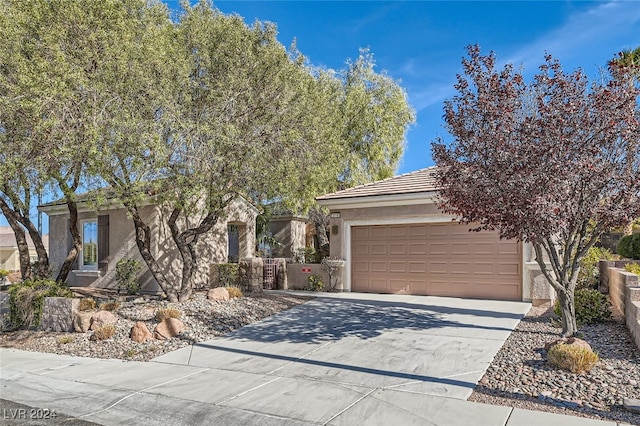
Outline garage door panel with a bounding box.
[389,243,406,255]
[351,223,522,300]
[370,261,387,272]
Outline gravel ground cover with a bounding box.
[0,292,311,362]
[469,304,640,425]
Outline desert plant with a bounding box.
[617,234,640,259]
[155,307,181,322]
[547,343,599,373]
[115,258,142,295]
[625,263,640,276]
[308,274,324,291]
[92,324,116,340]
[57,335,75,344]
[99,301,120,311]
[577,246,616,289]
[321,257,344,291]
[227,287,243,298]
[78,298,97,311]
[554,288,611,325]
[293,247,319,264]
[7,279,72,329]
[217,263,240,287]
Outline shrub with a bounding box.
[7,279,72,329]
[547,343,598,373]
[78,298,97,311]
[293,247,319,264]
[92,324,116,340]
[57,335,75,344]
[554,288,611,325]
[308,274,324,291]
[577,246,616,289]
[115,258,142,295]
[217,263,240,287]
[99,301,120,311]
[0,269,9,279]
[227,287,243,298]
[617,234,640,259]
[155,307,181,321]
[625,263,640,276]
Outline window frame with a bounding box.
[79,218,99,270]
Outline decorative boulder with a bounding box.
[89,311,118,331]
[154,318,186,340]
[73,311,94,333]
[208,287,230,302]
[544,337,592,352]
[130,322,153,343]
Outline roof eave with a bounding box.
[317,191,440,210]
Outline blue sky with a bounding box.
[166,0,640,174]
[2,1,639,232]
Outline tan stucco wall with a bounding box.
[269,217,307,258]
[0,248,20,271]
[46,198,257,294]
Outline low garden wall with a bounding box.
[286,264,330,291]
[600,260,640,349]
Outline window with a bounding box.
[80,219,98,270]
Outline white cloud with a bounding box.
[503,1,640,74]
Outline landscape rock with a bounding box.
[73,312,94,333]
[130,321,153,343]
[208,287,230,302]
[544,337,592,352]
[89,311,118,331]
[154,318,186,340]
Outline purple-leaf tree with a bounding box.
[432,45,640,336]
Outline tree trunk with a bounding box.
[310,206,330,257]
[557,288,578,337]
[168,207,218,302]
[0,198,32,279]
[126,203,179,302]
[56,200,82,282]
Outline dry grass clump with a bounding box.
[99,301,120,311]
[57,335,75,344]
[547,343,598,373]
[155,307,181,321]
[78,298,97,311]
[227,287,243,298]
[92,324,116,340]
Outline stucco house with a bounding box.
[0,226,48,273]
[316,167,553,305]
[38,195,258,294]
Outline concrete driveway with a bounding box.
[2,293,613,425]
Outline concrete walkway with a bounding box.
[0,293,619,425]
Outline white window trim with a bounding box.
[79,218,98,271]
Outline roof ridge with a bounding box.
[322,166,436,198]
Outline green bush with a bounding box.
[554,288,611,325]
[8,279,72,329]
[617,234,640,259]
[577,246,616,289]
[625,263,640,276]
[217,263,240,287]
[293,247,319,264]
[0,269,9,279]
[547,343,598,373]
[308,274,324,291]
[116,258,142,295]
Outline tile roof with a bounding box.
[316,167,440,201]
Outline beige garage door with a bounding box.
[351,223,522,300]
